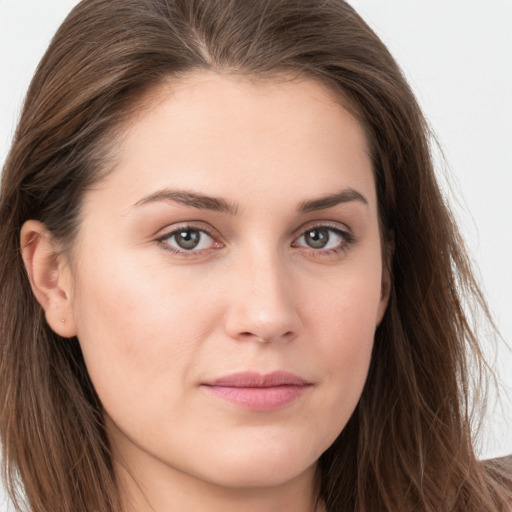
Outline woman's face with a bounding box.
[64,73,388,497]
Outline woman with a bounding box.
[0,0,510,511]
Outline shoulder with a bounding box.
[483,455,512,510]
[485,454,512,476]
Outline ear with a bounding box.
[20,220,77,338]
[376,236,394,326]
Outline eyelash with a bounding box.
[291,224,355,257]
[155,223,356,258]
[155,224,221,257]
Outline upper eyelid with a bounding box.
[156,222,218,240]
[292,220,353,238]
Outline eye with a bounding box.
[157,227,221,254]
[293,226,350,252]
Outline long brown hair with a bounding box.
[0,1,510,511]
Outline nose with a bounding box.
[223,249,301,344]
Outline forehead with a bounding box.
[85,71,375,216]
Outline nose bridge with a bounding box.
[225,242,299,342]
[247,249,288,308]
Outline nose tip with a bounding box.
[223,257,301,345]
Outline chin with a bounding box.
[206,462,317,490]
[194,437,321,489]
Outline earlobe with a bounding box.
[376,270,391,326]
[376,237,394,326]
[20,220,77,338]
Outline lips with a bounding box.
[201,371,311,411]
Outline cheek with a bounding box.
[70,252,219,402]
[306,268,382,407]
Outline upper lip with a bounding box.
[203,371,310,388]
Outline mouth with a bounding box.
[201,371,312,411]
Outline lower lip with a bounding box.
[202,385,309,411]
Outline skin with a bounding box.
[22,72,389,512]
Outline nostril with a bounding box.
[282,331,297,343]
[237,331,296,344]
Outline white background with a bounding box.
[1,0,511,508]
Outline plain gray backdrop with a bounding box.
[1,0,511,509]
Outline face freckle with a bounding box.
[68,71,389,505]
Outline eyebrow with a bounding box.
[133,187,368,215]
[133,189,239,215]
[297,188,368,213]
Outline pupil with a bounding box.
[175,230,200,249]
[305,229,329,249]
